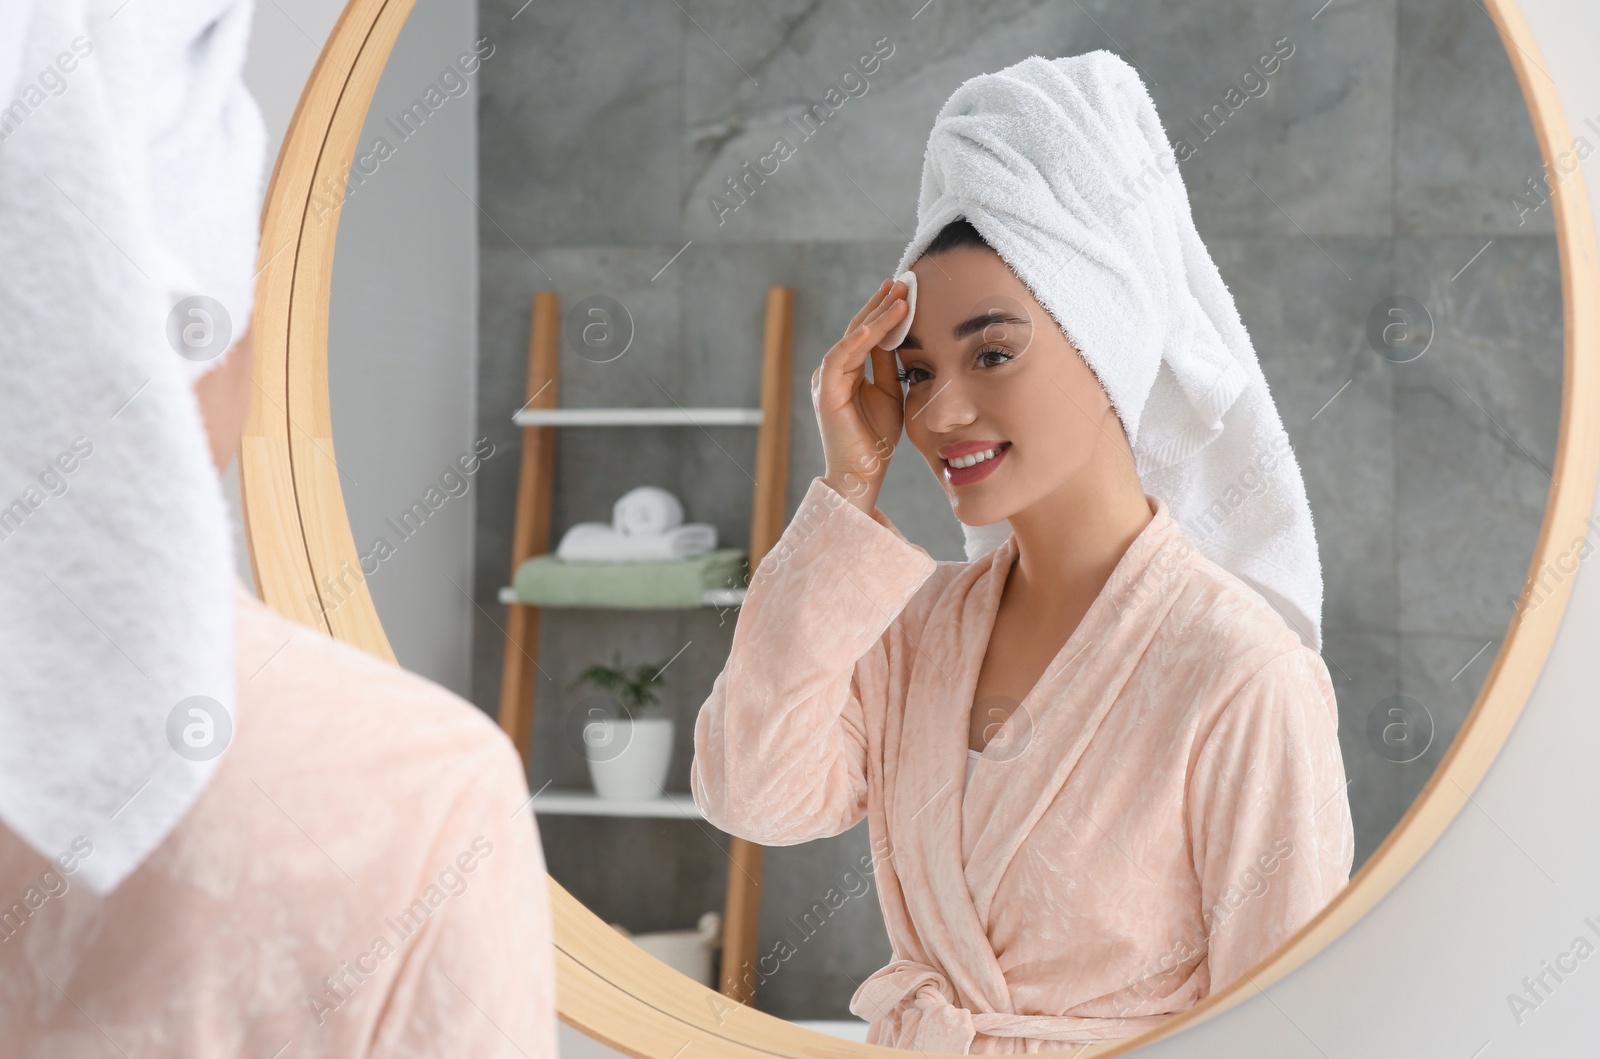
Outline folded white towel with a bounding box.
[890,52,1324,652]
[613,485,684,537]
[557,522,718,562]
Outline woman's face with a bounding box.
[900,245,1128,527]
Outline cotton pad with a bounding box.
[880,270,917,350]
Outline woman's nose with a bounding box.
[911,378,979,436]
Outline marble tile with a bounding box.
[1393,237,1564,466]
[683,0,1099,242]
[683,0,1398,242]
[1091,0,1397,238]
[1393,236,1562,637]
[1396,0,1555,235]
[1207,236,1398,638]
[752,820,891,1020]
[1394,374,1555,638]
[539,814,731,936]
[755,972,867,1022]
[1392,631,1506,826]
[1321,629,1401,874]
[477,0,685,244]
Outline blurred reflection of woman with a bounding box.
[692,52,1354,1053]
[0,3,554,1054]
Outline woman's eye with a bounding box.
[898,349,1012,385]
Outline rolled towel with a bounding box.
[613,486,684,537]
[557,521,717,562]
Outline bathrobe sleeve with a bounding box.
[1186,647,1354,996]
[691,477,938,845]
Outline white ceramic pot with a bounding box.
[585,716,674,801]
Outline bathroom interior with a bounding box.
[292,0,1563,1041]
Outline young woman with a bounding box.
[691,52,1353,1054]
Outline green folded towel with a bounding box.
[512,548,750,609]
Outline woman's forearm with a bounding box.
[689,477,937,844]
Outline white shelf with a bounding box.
[513,407,762,427]
[531,789,704,819]
[498,585,746,608]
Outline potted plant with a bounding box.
[567,649,676,801]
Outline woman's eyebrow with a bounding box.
[898,310,1031,352]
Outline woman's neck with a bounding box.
[1002,455,1154,616]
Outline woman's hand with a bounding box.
[811,278,909,514]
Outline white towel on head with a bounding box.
[890,51,1324,652]
[0,0,265,894]
[613,485,685,537]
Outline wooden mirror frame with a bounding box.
[241,1,1600,1054]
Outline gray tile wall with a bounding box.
[471,0,1561,1021]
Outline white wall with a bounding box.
[242,1,1600,1054]
[242,0,480,697]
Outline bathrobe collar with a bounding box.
[884,491,1196,1021]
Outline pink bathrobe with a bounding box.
[0,577,558,1058]
[691,477,1354,1053]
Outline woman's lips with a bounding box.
[944,442,1011,487]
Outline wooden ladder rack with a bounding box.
[497,286,794,1006]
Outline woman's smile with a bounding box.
[941,440,1012,486]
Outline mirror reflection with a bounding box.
[325,0,1562,1051]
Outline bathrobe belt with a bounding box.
[852,959,1178,1053]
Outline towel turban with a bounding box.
[886,51,1324,653]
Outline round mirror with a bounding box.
[243,0,1599,1054]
